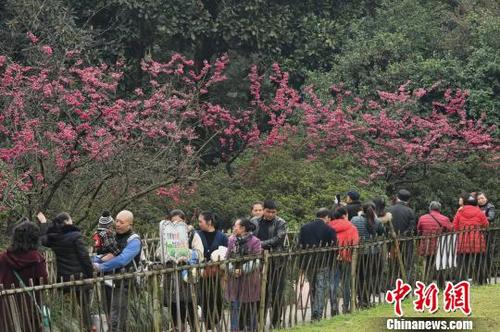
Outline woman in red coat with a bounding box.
[453,194,489,284]
[0,220,48,332]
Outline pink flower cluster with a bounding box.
[0,44,496,210]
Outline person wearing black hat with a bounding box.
[387,189,417,283]
[387,189,416,236]
[345,191,362,220]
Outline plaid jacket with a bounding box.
[92,228,120,256]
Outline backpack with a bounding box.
[128,233,148,289]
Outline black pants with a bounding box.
[457,253,487,285]
[266,262,286,328]
[63,283,92,331]
[104,283,130,332]
[170,301,196,329]
[356,252,382,308]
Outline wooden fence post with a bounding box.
[259,251,270,332]
[152,274,161,332]
[350,247,358,312]
[174,266,182,332]
[387,219,407,283]
[190,268,201,332]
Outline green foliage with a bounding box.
[0,0,93,60]
[180,147,386,231]
[398,155,499,218]
[0,0,497,238]
[305,0,500,126]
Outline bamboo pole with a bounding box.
[174,266,182,332]
[387,219,407,283]
[152,274,161,332]
[190,269,201,332]
[350,247,358,312]
[258,251,270,332]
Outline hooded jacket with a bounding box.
[40,223,93,280]
[453,205,489,254]
[327,219,359,262]
[0,250,47,288]
[0,250,48,332]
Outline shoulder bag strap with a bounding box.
[12,270,43,315]
[428,213,444,231]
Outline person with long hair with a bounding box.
[0,219,48,332]
[351,202,385,308]
[197,211,228,330]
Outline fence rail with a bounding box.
[1,227,499,331]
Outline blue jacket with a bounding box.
[94,232,141,273]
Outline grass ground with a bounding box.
[285,284,500,332]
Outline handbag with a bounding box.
[13,271,51,329]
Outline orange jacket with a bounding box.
[327,219,360,262]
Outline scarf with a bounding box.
[231,233,252,258]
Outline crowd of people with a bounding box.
[0,189,496,331]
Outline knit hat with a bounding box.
[346,191,360,201]
[98,210,114,227]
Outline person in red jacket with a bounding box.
[453,194,489,284]
[327,206,359,315]
[0,220,48,332]
[417,201,453,287]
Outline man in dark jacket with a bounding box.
[254,200,287,328]
[298,208,337,248]
[255,200,287,251]
[298,208,337,320]
[387,189,416,236]
[388,189,416,283]
[345,191,362,220]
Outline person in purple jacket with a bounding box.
[225,217,262,332]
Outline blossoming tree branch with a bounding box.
[0,33,497,221]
